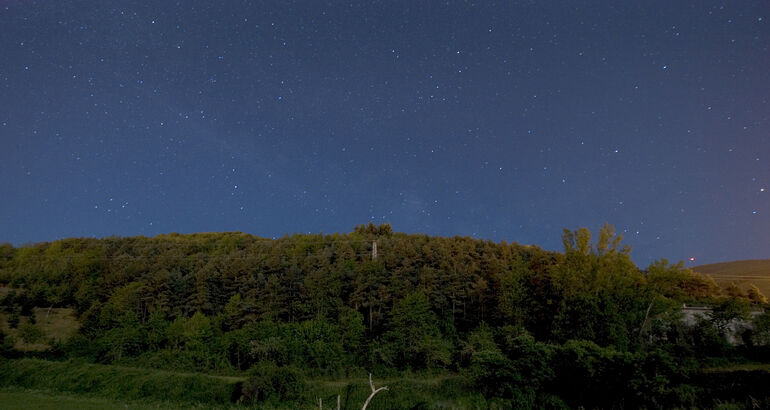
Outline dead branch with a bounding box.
[361,373,388,410]
[319,374,385,410]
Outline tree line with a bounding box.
[1,223,768,407]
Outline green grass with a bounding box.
[704,363,770,373]
[307,373,481,410]
[0,387,134,410]
[0,358,242,405]
[0,307,79,351]
[0,386,239,410]
[0,358,488,409]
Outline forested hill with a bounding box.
[3,223,770,407]
[0,222,723,346]
[0,223,560,335]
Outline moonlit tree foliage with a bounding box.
[2,224,767,407]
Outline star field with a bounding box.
[1,1,768,266]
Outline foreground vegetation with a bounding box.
[0,386,231,410]
[1,223,770,408]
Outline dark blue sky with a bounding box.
[1,1,768,266]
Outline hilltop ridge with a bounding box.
[693,259,770,297]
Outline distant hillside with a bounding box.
[693,259,770,297]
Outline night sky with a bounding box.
[1,1,768,267]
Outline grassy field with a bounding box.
[0,307,79,351]
[703,363,770,373]
[0,358,243,405]
[0,358,484,409]
[693,259,770,297]
[0,386,238,410]
[0,387,136,410]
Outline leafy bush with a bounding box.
[241,362,306,404]
[549,340,634,408]
[548,340,698,409]
[695,369,770,408]
[18,322,44,344]
[0,329,12,355]
[8,306,20,329]
[629,348,698,408]
[463,324,553,407]
[750,311,770,346]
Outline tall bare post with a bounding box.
[372,240,377,259]
[638,300,654,341]
[317,394,341,410]
[361,373,387,410]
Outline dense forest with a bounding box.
[1,223,770,408]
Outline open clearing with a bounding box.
[0,307,79,351]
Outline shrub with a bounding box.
[548,340,634,408]
[463,324,553,407]
[0,329,11,355]
[18,322,44,344]
[8,306,20,328]
[750,311,770,346]
[241,362,306,404]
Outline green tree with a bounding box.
[256,274,288,321]
[296,317,344,372]
[350,260,389,332]
[100,282,145,327]
[183,311,214,349]
[647,259,721,301]
[750,311,770,346]
[495,257,529,326]
[463,324,553,406]
[166,316,187,350]
[241,362,306,404]
[222,293,245,331]
[381,291,452,368]
[101,312,144,362]
[747,284,768,305]
[551,224,646,348]
[553,224,633,298]
[710,297,751,333]
[462,325,515,399]
[144,310,169,350]
[337,307,365,359]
